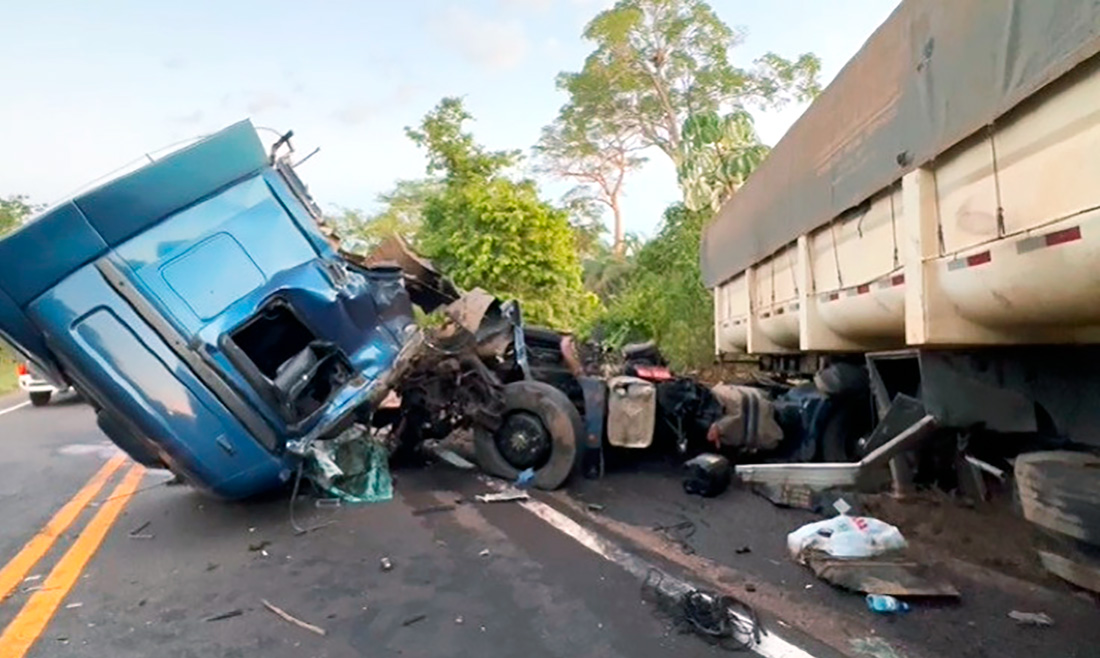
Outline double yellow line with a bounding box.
[0,454,145,658]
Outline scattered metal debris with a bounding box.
[380,557,393,572]
[261,599,326,636]
[128,520,155,540]
[401,613,427,627]
[248,540,272,552]
[203,609,244,622]
[64,602,83,610]
[475,490,530,503]
[1008,610,1054,627]
[586,503,605,512]
[478,549,491,558]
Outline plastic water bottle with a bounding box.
[866,594,910,614]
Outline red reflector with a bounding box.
[15,363,28,376]
[966,251,991,267]
[856,284,870,295]
[828,292,839,302]
[1045,226,1081,247]
[633,365,673,382]
[891,274,905,286]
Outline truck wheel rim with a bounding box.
[495,411,552,470]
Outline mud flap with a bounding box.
[474,380,581,490]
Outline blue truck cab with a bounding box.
[0,121,413,498]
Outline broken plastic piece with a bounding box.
[1008,610,1053,626]
[475,490,530,503]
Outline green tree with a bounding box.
[408,98,599,329]
[535,106,646,255]
[678,109,770,212]
[560,0,820,170]
[596,203,713,366]
[329,179,441,252]
[0,195,38,237]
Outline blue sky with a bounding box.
[1,0,899,238]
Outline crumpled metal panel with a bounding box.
[701,0,1100,287]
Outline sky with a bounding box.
[0,0,900,239]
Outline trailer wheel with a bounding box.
[474,380,581,490]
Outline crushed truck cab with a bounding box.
[0,122,414,498]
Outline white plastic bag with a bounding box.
[787,514,907,561]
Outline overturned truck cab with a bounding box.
[0,122,415,498]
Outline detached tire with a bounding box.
[29,391,51,407]
[475,380,582,490]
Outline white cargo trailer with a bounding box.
[703,0,1100,444]
[703,0,1100,592]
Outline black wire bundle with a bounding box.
[641,569,760,652]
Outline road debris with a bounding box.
[380,557,393,572]
[23,574,41,583]
[788,501,957,597]
[475,490,530,503]
[128,520,155,540]
[641,570,759,651]
[433,448,477,470]
[203,609,244,622]
[454,616,464,624]
[64,602,83,610]
[586,502,605,512]
[261,599,327,636]
[653,520,697,555]
[401,613,427,627]
[787,507,906,560]
[682,453,731,497]
[1008,610,1054,627]
[479,549,491,558]
[735,546,751,555]
[248,540,271,552]
[866,594,909,614]
[514,467,536,489]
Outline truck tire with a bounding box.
[474,380,582,490]
[29,391,51,407]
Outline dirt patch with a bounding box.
[862,490,1050,585]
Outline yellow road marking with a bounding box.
[0,454,127,603]
[0,464,145,658]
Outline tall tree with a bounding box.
[407,98,599,329]
[535,107,646,255]
[559,0,820,170]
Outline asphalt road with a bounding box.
[0,393,837,658]
[2,393,1096,658]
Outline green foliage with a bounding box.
[405,97,519,183]
[535,105,646,254]
[329,179,440,252]
[408,98,599,330]
[678,109,770,212]
[0,195,39,237]
[595,203,715,368]
[559,0,820,167]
